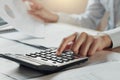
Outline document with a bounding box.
[0,73,17,80]
[0,0,45,38]
[28,62,120,80]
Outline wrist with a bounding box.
[53,14,59,22]
[50,12,59,22]
[102,35,112,48]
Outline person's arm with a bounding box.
[25,0,105,30]
[58,0,105,30]
[23,0,59,23]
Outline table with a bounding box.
[0,23,120,80]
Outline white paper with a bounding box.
[28,62,120,80]
[0,0,45,37]
[0,73,16,80]
[21,23,98,48]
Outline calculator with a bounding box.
[1,48,88,73]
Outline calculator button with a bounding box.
[46,52,51,54]
[66,54,72,57]
[26,54,31,56]
[25,48,79,64]
[52,55,57,58]
[63,58,70,61]
[40,53,46,55]
[67,57,74,60]
[46,56,51,59]
[29,54,37,58]
[34,53,41,56]
[50,50,56,53]
[51,58,57,61]
[51,53,55,55]
[56,60,64,63]
[61,53,66,56]
[56,57,62,60]
[46,54,52,57]
[62,55,67,58]
[40,55,46,58]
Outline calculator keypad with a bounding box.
[26,48,77,63]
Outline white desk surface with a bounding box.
[0,23,120,80]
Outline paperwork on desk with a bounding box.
[0,73,15,80]
[0,23,98,49]
[0,22,99,55]
[19,23,99,48]
[28,61,120,80]
[0,0,44,37]
[0,57,47,80]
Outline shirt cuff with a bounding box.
[103,27,120,48]
[57,13,76,24]
[57,13,82,26]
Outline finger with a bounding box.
[64,42,73,51]
[56,32,78,56]
[29,0,38,5]
[56,33,77,55]
[87,38,100,56]
[24,0,42,11]
[71,32,87,54]
[28,11,44,21]
[22,0,29,1]
[23,0,37,4]
[28,4,41,12]
[29,0,43,10]
[29,10,48,21]
[23,0,36,11]
[23,0,34,6]
[29,10,51,22]
[79,35,94,57]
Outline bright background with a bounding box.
[40,0,107,31]
[40,0,88,14]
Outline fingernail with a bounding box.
[24,1,33,10]
[56,51,60,56]
[56,50,59,54]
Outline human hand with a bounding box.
[23,0,58,22]
[56,32,112,57]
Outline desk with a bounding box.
[0,23,120,80]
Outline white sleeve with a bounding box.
[103,27,120,48]
[57,0,105,30]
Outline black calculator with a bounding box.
[1,48,88,73]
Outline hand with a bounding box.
[23,0,58,22]
[56,32,112,57]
